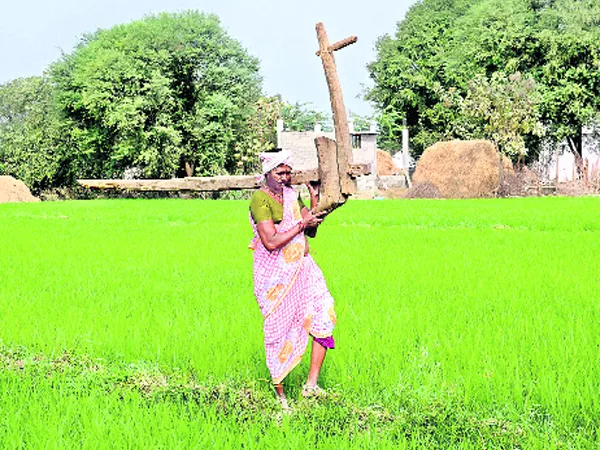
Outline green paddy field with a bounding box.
[0,197,598,448]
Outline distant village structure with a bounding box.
[277,119,408,193]
[277,113,599,194]
[534,125,600,182]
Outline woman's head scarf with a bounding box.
[258,150,293,182]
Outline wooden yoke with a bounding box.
[313,22,358,214]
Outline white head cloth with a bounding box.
[259,150,293,175]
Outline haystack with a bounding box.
[411,140,513,198]
[404,181,442,199]
[0,176,40,203]
[377,150,403,175]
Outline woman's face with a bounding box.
[267,164,292,190]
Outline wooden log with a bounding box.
[314,136,346,214]
[315,22,355,196]
[77,162,371,192]
[78,170,319,192]
[348,163,372,177]
[330,36,358,52]
[315,36,358,56]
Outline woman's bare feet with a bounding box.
[301,383,327,398]
[278,394,291,411]
[274,383,291,411]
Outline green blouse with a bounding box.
[250,189,306,224]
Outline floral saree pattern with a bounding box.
[249,186,336,384]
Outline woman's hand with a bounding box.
[305,182,319,197]
[301,208,326,229]
[305,182,319,210]
[299,209,324,255]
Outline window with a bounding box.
[351,134,361,149]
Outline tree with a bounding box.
[281,102,332,132]
[367,0,600,163]
[349,112,375,132]
[367,0,475,152]
[441,72,544,158]
[50,11,262,179]
[233,96,282,174]
[0,76,69,191]
[449,0,600,169]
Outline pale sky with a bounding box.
[0,0,416,115]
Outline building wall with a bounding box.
[352,134,377,171]
[534,126,600,182]
[278,126,408,194]
[279,131,378,173]
[279,131,335,171]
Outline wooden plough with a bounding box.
[78,23,367,214]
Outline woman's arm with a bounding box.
[257,210,325,252]
[256,220,303,252]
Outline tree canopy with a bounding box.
[0,76,69,191]
[367,0,600,160]
[50,11,262,179]
[0,8,341,191]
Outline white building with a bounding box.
[535,125,600,182]
[277,120,378,174]
[276,119,409,193]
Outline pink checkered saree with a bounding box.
[249,186,336,384]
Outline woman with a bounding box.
[249,150,336,409]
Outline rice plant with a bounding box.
[0,197,598,448]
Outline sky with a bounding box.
[0,0,416,116]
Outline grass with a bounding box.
[0,196,598,448]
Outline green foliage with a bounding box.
[233,96,282,174]
[50,11,262,179]
[349,112,374,132]
[281,102,332,132]
[0,77,69,191]
[367,0,473,152]
[368,0,600,159]
[440,72,544,157]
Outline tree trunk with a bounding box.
[496,146,504,197]
[555,148,560,184]
[185,161,194,178]
[567,131,584,180]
